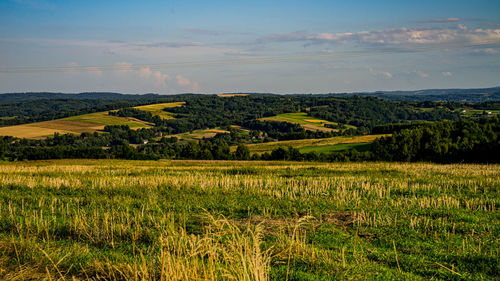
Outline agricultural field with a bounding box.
[217,94,250,97]
[236,134,388,154]
[260,112,341,132]
[133,102,185,120]
[174,128,230,140]
[298,142,372,153]
[0,111,151,139]
[0,160,497,280]
[457,109,500,117]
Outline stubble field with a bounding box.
[0,160,498,280]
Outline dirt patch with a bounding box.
[322,211,363,226]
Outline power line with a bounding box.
[0,39,499,74]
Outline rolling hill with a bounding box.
[231,134,389,154]
[0,111,152,139]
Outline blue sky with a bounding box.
[1,0,499,93]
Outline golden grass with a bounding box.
[133,102,185,120]
[217,94,250,97]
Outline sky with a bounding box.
[0,0,499,94]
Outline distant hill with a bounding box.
[0,92,163,102]
[321,87,500,102]
[2,86,500,103]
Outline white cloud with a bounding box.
[415,71,429,78]
[192,82,200,93]
[176,74,191,86]
[175,74,200,92]
[472,48,499,54]
[139,66,152,78]
[418,18,463,23]
[154,71,170,88]
[442,72,453,77]
[259,25,500,46]
[369,68,392,79]
[114,62,133,73]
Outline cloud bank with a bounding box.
[258,25,500,46]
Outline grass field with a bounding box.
[299,142,372,153]
[133,102,185,120]
[235,134,388,154]
[0,159,497,280]
[174,128,230,140]
[260,112,340,132]
[0,111,151,139]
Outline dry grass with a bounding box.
[0,160,497,280]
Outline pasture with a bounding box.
[0,159,497,280]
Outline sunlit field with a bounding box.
[0,160,498,280]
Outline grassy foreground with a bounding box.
[0,160,498,280]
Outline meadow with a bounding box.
[0,159,498,280]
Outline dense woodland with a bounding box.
[0,93,498,163]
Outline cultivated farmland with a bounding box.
[133,102,185,120]
[260,112,340,132]
[234,134,388,154]
[0,160,497,280]
[0,111,151,139]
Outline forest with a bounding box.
[0,93,498,163]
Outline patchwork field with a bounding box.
[260,112,340,132]
[0,111,151,139]
[133,101,185,119]
[0,160,497,280]
[234,134,388,154]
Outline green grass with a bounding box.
[235,134,387,154]
[63,111,150,128]
[0,159,497,280]
[259,112,350,132]
[299,142,371,153]
[262,112,336,126]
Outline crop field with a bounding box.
[133,102,185,120]
[298,142,371,153]
[236,134,388,154]
[217,94,250,97]
[260,112,339,132]
[174,128,230,140]
[0,159,497,280]
[0,111,151,139]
